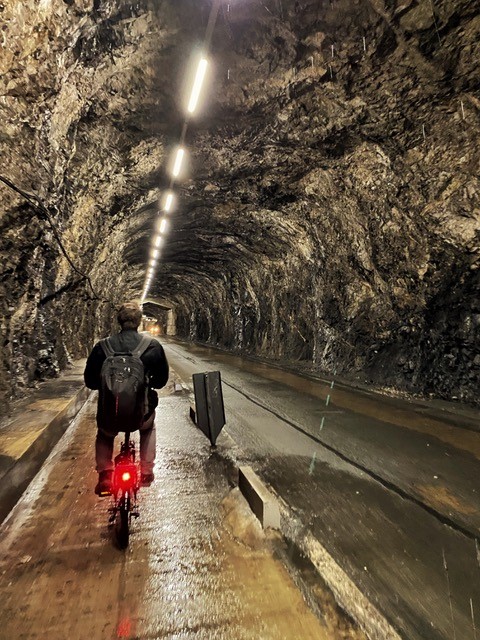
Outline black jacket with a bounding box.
[84,329,169,417]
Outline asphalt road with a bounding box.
[164,337,480,640]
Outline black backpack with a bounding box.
[98,334,152,432]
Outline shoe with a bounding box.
[141,472,154,486]
[95,470,113,496]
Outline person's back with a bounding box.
[84,302,169,495]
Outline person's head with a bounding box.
[117,302,142,330]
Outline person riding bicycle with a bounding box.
[84,302,169,496]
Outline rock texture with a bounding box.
[0,0,178,404]
[0,0,479,412]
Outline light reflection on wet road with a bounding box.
[0,381,360,639]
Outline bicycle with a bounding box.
[108,431,140,549]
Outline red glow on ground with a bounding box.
[117,617,131,638]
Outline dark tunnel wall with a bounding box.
[0,0,479,415]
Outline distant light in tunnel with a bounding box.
[152,249,159,260]
[159,218,168,234]
[188,57,208,114]
[164,192,174,212]
[172,148,185,177]
[154,235,162,248]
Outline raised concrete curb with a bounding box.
[214,443,403,639]
[279,503,403,640]
[171,367,400,637]
[0,363,90,524]
[238,466,281,530]
[238,462,402,639]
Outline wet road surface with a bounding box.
[0,379,362,640]
[164,338,480,640]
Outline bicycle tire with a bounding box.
[116,494,130,549]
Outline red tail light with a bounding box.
[113,463,137,492]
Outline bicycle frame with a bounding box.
[108,431,140,548]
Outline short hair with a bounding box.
[117,302,142,329]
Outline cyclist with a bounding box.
[84,302,169,495]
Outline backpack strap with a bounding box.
[100,337,115,358]
[131,334,152,359]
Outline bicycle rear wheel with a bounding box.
[116,494,130,549]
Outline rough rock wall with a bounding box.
[164,0,479,403]
[0,0,478,411]
[0,0,175,412]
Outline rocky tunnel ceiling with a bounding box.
[0,0,478,411]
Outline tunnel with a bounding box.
[0,1,479,639]
[1,0,478,410]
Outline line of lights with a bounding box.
[140,49,215,303]
[172,147,185,178]
[188,58,208,113]
[164,192,173,212]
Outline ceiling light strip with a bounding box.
[188,58,208,114]
[142,0,222,303]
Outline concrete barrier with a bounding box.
[238,465,280,530]
[0,372,91,524]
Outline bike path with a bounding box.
[0,359,89,524]
[0,379,362,640]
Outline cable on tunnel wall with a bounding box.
[0,173,116,308]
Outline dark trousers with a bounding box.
[95,412,156,474]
